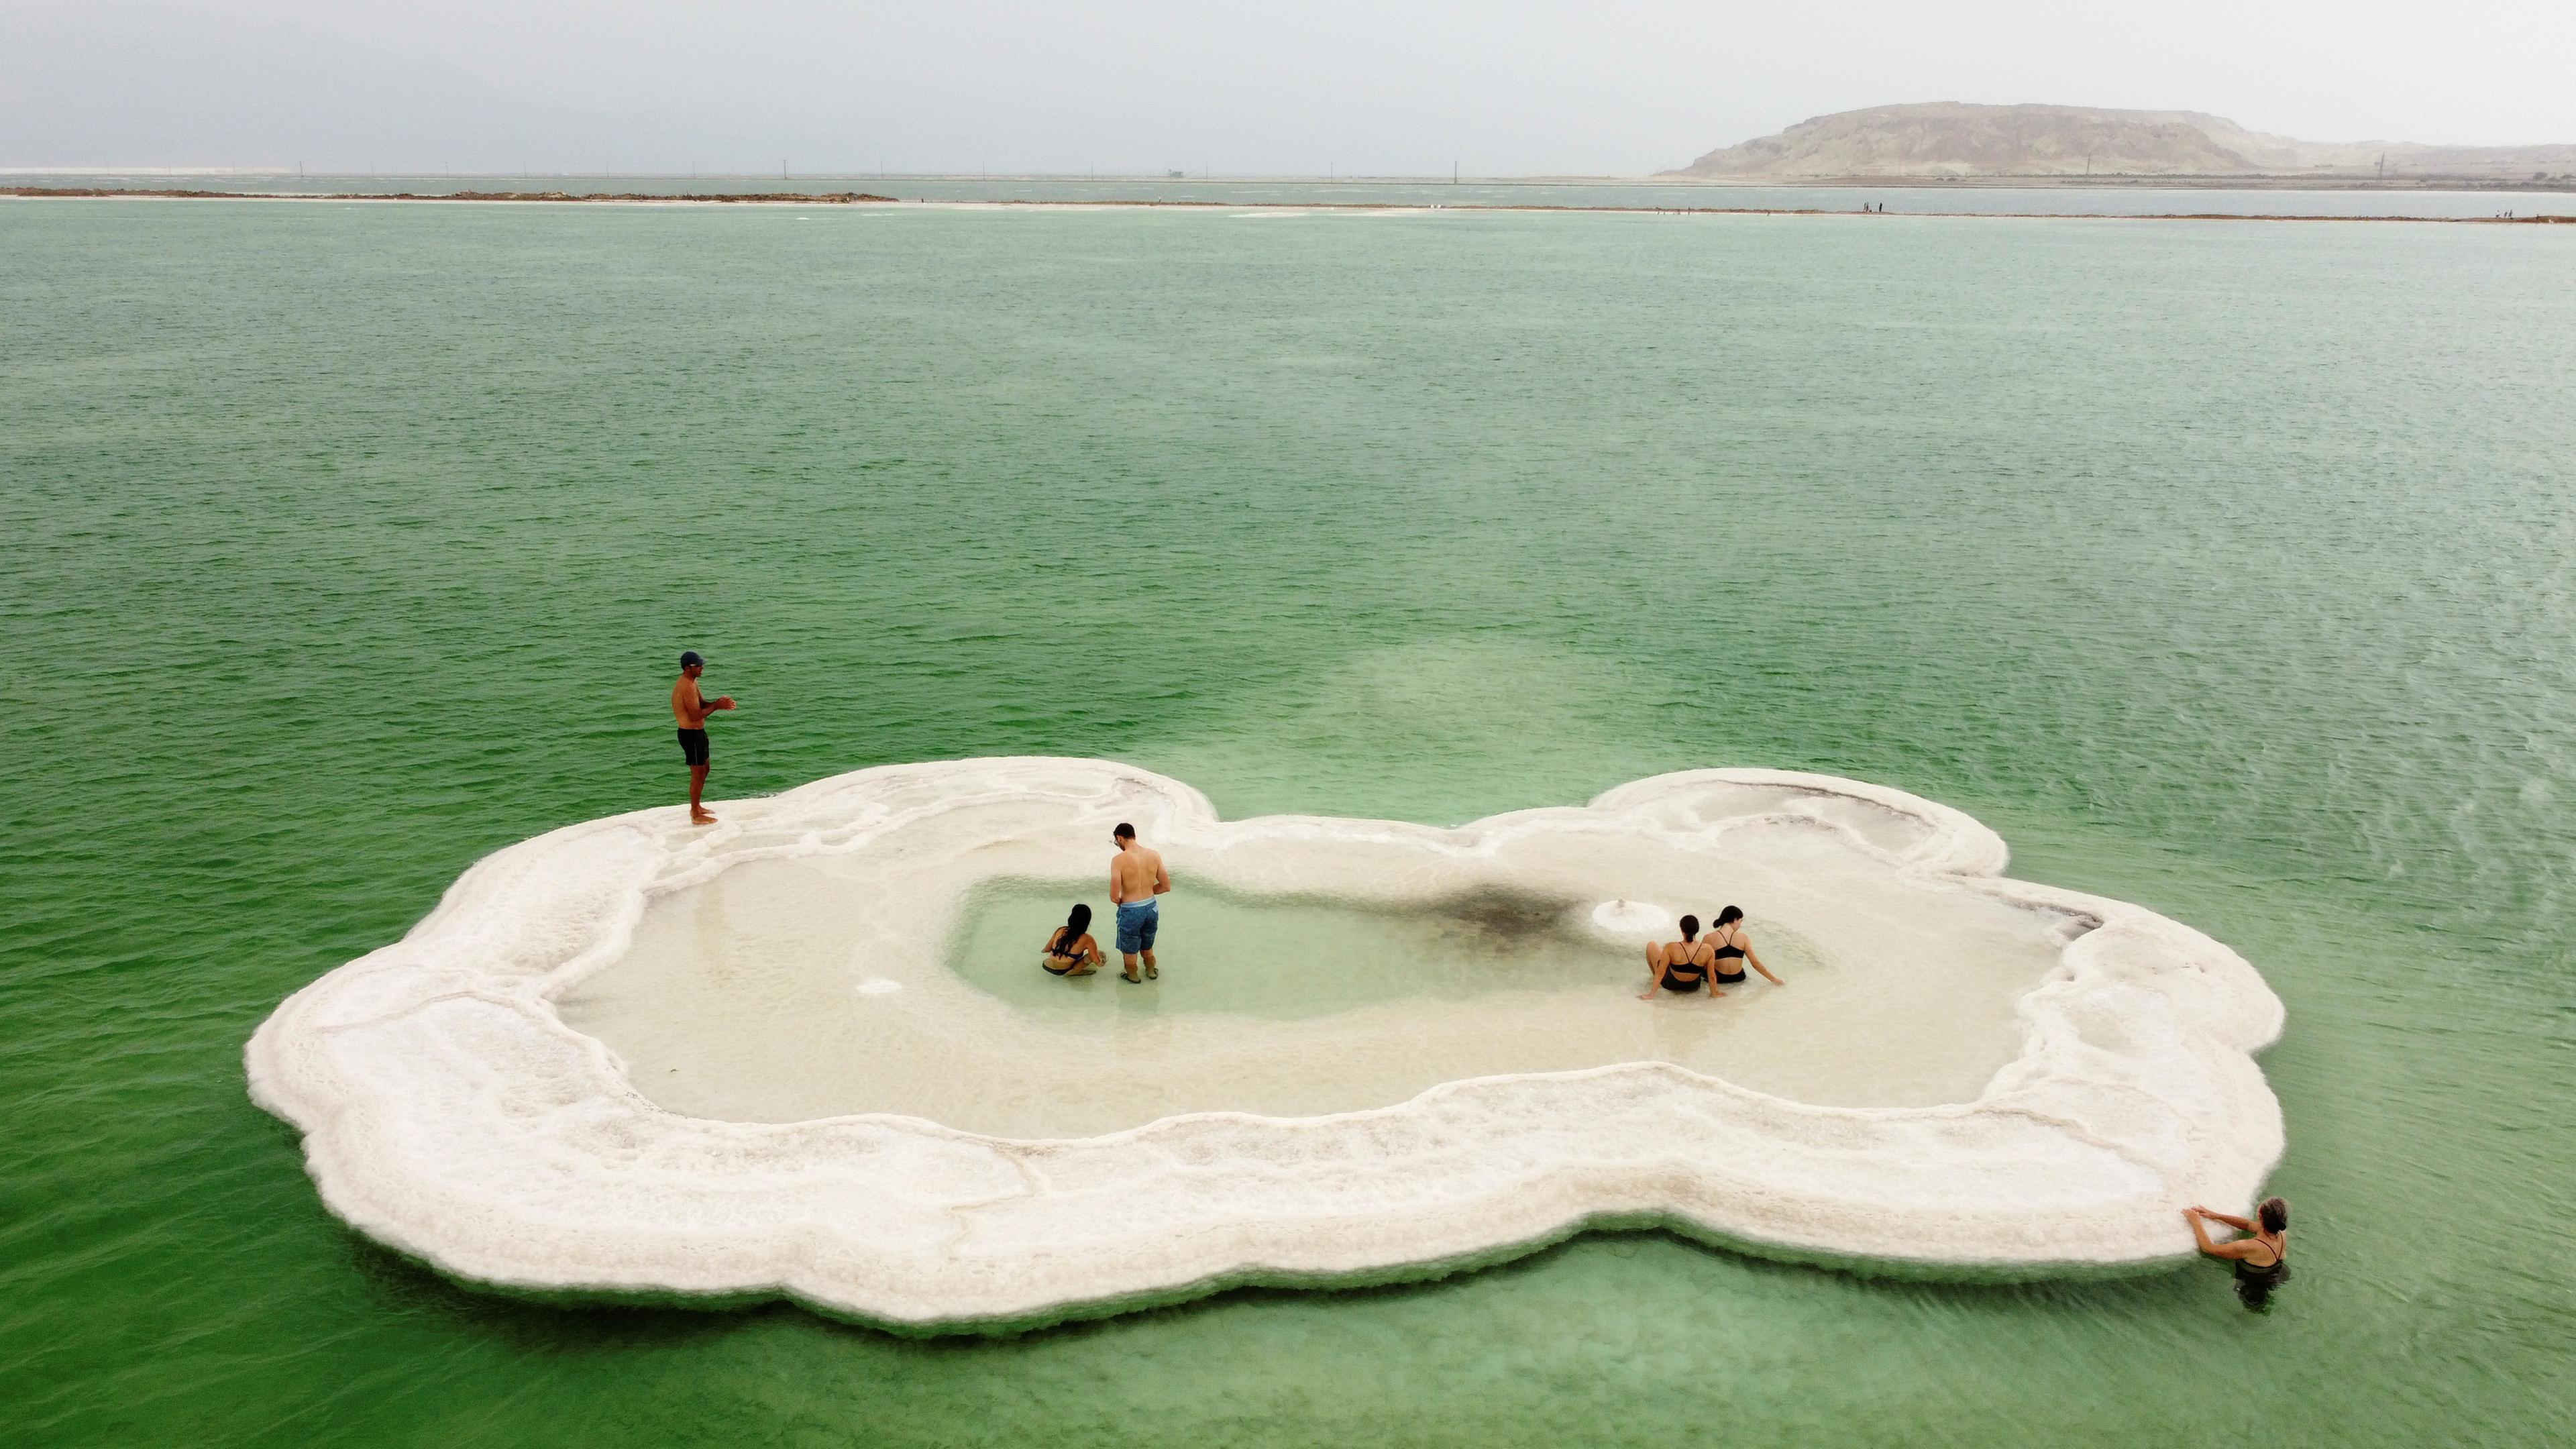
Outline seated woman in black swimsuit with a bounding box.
[1040,903,1105,977]
[1640,914,1722,999]
[1703,906,1785,986]
[2186,1197,2291,1311]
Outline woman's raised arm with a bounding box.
[2184,1208,2261,1260]
[1741,931,1784,985]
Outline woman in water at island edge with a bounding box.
[2186,1197,2290,1311]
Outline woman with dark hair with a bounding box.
[1041,903,1104,977]
[2186,1198,2291,1311]
[1639,914,1720,999]
[1705,906,1784,986]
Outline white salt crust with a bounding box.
[246,759,2286,1328]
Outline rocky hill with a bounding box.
[1671,103,2576,180]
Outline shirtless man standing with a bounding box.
[670,650,735,824]
[1108,822,1171,983]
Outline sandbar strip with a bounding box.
[5,185,2569,223]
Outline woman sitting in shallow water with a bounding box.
[1702,906,1784,987]
[2186,1197,2290,1311]
[1041,904,1105,977]
[1640,914,1721,998]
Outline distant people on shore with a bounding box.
[1042,903,1104,977]
[2186,1199,2291,1311]
[1641,914,1719,998]
[1110,822,1171,982]
[669,650,736,825]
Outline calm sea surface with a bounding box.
[14,172,2576,217]
[3,201,2573,1446]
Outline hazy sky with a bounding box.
[7,0,2573,173]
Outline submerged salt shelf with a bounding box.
[247,759,2286,1330]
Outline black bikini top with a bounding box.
[2235,1254,2289,1283]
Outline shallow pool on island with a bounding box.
[947,879,1642,1017]
[553,849,2070,1138]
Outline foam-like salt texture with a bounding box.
[246,760,2285,1330]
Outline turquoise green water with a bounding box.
[5,200,2573,1444]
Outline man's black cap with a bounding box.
[680,650,704,668]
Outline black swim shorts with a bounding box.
[677,728,709,766]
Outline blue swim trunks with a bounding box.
[1114,898,1160,954]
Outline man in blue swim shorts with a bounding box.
[669,650,735,825]
[1108,822,1170,983]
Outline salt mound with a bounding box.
[247,760,2285,1330]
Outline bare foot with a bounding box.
[1122,970,1142,983]
[690,810,718,826]
[1144,962,1158,979]
[1069,966,1097,977]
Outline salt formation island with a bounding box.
[247,759,2285,1330]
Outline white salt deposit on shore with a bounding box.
[246,759,2284,1329]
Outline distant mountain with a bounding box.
[1670,103,2576,180]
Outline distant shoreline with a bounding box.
[1664,173,2576,193]
[10,171,2576,193]
[1,186,897,205]
[5,185,2571,224]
